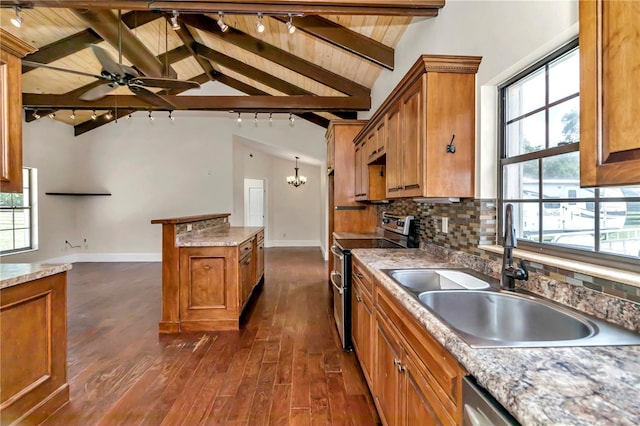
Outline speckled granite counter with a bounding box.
[176,226,263,247]
[352,249,640,426]
[0,263,72,289]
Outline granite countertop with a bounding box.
[176,226,264,247]
[0,263,73,290]
[352,249,640,425]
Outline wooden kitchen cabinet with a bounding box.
[255,230,265,285]
[367,280,466,426]
[240,242,254,309]
[580,0,640,186]
[375,116,387,159]
[385,103,402,196]
[355,136,386,202]
[352,258,375,387]
[0,30,36,193]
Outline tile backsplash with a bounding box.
[378,199,640,306]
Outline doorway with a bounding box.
[244,178,265,227]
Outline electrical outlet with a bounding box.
[187,224,193,232]
[441,217,449,233]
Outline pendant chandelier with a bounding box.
[287,156,307,188]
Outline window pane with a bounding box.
[506,68,545,120]
[509,202,540,242]
[503,161,539,199]
[13,228,30,250]
[13,208,29,228]
[0,230,14,251]
[0,210,14,231]
[600,202,640,258]
[541,152,580,198]
[542,202,595,250]
[549,97,579,147]
[604,186,640,198]
[506,111,545,156]
[549,49,580,103]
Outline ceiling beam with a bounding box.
[22,10,161,73]
[180,14,370,97]
[13,1,445,16]
[71,8,177,79]
[272,15,393,70]
[168,15,223,82]
[23,94,371,111]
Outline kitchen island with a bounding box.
[0,263,71,425]
[152,213,264,333]
[352,248,640,425]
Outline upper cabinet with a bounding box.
[355,55,481,200]
[580,0,640,187]
[0,30,36,194]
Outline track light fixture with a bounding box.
[170,10,180,30]
[91,110,97,120]
[105,110,113,120]
[11,7,23,28]
[269,112,273,125]
[289,113,295,124]
[236,112,242,123]
[70,110,76,120]
[127,112,133,119]
[254,112,259,125]
[217,12,229,32]
[286,14,296,34]
[169,111,175,121]
[148,110,154,121]
[48,112,56,119]
[33,110,40,119]
[255,13,265,33]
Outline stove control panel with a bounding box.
[381,213,414,236]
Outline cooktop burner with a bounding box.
[335,238,404,250]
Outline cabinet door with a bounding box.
[375,315,402,426]
[361,138,370,199]
[367,130,377,163]
[357,290,374,386]
[400,78,424,197]
[580,0,640,186]
[386,103,402,197]
[255,238,264,283]
[240,254,253,307]
[402,353,452,426]
[327,131,335,174]
[376,117,387,157]
[0,49,23,193]
[354,142,363,197]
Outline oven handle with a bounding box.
[330,271,344,295]
[330,245,343,261]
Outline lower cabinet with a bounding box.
[352,271,374,387]
[352,271,466,426]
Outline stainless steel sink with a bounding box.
[418,290,640,348]
[384,269,492,292]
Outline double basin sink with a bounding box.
[383,268,640,348]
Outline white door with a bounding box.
[244,178,265,227]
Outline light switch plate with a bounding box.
[442,217,449,233]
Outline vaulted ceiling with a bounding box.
[0,1,445,135]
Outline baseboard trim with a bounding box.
[266,240,321,248]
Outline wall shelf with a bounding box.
[45,192,112,196]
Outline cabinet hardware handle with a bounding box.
[399,365,406,373]
[244,247,251,250]
[356,273,364,278]
[204,265,211,270]
[356,295,362,302]
[244,259,251,265]
[393,358,401,366]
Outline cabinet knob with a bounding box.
[356,273,364,279]
[203,265,211,270]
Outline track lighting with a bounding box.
[236,112,242,123]
[169,111,175,121]
[33,110,40,119]
[105,110,113,120]
[289,113,295,124]
[269,112,273,125]
[286,14,296,34]
[11,7,23,28]
[91,110,97,120]
[217,12,229,32]
[48,112,55,119]
[70,110,76,120]
[170,10,180,30]
[254,112,259,125]
[127,112,132,119]
[148,110,154,121]
[255,13,265,34]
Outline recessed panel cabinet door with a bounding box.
[580,0,640,186]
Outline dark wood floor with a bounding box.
[42,247,379,425]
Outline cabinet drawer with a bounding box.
[257,230,265,243]
[239,238,254,259]
[352,258,373,296]
[376,284,465,418]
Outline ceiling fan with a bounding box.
[23,44,200,109]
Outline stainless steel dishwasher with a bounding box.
[462,377,519,425]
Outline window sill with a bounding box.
[478,244,640,288]
[0,248,38,257]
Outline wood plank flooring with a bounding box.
[42,247,379,425]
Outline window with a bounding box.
[499,40,640,268]
[1,168,36,254]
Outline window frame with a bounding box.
[497,39,640,273]
[0,167,36,255]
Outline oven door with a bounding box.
[330,245,351,350]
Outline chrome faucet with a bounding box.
[501,203,528,290]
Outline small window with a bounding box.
[1,168,37,255]
[499,41,640,269]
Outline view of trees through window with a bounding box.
[0,168,35,254]
[501,42,640,261]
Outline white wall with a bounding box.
[364,0,579,198]
[8,112,326,263]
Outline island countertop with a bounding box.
[176,226,264,247]
[352,248,640,425]
[0,263,72,290]
[151,213,230,225]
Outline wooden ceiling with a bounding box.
[0,0,445,135]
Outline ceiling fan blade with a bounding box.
[79,83,118,101]
[130,77,201,91]
[90,45,124,77]
[120,64,139,78]
[129,85,175,109]
[21,60,104,80]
